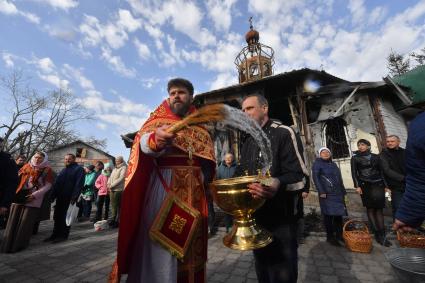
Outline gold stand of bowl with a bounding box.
[223,215,272,250]
[209,175,273,250]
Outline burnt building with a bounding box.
[121,22,423,213]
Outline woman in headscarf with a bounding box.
[1,151,54,253]
[312,147,347,246]
[351,139,391,247]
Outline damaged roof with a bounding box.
[392,65,425,105]
[193,68,346,103]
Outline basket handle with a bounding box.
[343,219,370,233]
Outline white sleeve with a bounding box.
[140,132,166,158]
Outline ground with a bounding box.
[0,217,401,283]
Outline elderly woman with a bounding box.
[351,139,391,247]
[312,147,347,246]
[1,151,54,253]
[107,156,127,228]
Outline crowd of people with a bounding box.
[1,77,424,283]
[0,142,127,251]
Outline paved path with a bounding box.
[0,219,400,282]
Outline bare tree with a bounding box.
[387,50,410,76]
[410,47,425,65]
[0,71,94,159]
[84,136,107,150]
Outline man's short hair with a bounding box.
[167,78,194,96]
[386,135,400,141]
[242,93,269,107]
[66,153,76,159]
[357,139,371,147]
[16,155,26,160]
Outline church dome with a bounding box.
[245,28,259,44]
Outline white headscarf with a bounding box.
[318,147,331,156]
[30,151,50,169]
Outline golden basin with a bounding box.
[209,175,273,250]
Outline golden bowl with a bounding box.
[209,175,273,250]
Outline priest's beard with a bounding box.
[170,101,191,117]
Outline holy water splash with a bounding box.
[216,105,272,173]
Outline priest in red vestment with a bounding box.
[110,78,216,283]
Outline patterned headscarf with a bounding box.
[16,152,53,193]
[30,151,50,169]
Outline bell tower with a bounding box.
[235,17,275,83]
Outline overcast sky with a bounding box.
[1,0,424,157]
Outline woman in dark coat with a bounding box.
[351,139,391,247]
[312,147,346,246]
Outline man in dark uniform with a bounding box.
[238,94,309,283]
[291,126,310,245]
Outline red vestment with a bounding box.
[110,100,215,283]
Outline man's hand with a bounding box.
[319,193,327,198]
[393,219,415,233]
[154,125,176,150]
[248,178,280,199]
[355,187,362,195]
[0,207,7,215]
[302,192,309,199]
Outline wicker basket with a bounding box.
[343,219,373,253]
[397,230,425,248]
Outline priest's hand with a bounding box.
[26,194,35,202]
[154,125,176,150]
[248,178,280,199]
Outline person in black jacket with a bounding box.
[0,138,18,229]
[15,155,26,171]
[238,94,309,283]
[44,153,85,243]
[380,135,405,221]
[351,139,391,247]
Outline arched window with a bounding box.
[249,62,259,78]
[324,118,350,159]
[263,62,271,76]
